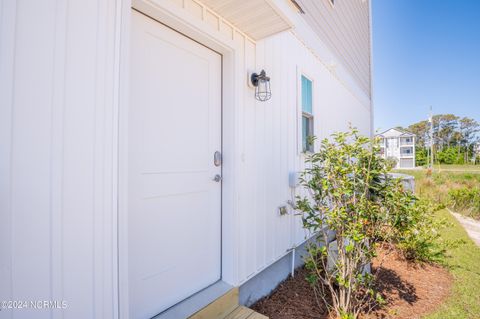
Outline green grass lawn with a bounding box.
[433,164,480,172]
[424,209,480,319]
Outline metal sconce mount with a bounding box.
[250,69,272,102]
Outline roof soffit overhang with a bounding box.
[199,0,293,40]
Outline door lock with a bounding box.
[213,174,222,182]
[214,151,222,167]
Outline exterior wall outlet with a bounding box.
[279,205,288,216]
[289,171,301,188]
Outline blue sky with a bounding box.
[372,0,480,132]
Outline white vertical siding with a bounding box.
[0,0,16,314]
[0,0,119,318]
[9,3,56,317]
[235,30,370,283]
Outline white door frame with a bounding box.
[116,1,241,317]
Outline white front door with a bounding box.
[128,10,222,319]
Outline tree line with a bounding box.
[399,114,480,165]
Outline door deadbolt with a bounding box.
[213,174,222,182]
[214,151,222,167]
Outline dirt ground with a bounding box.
[251,247,452,319]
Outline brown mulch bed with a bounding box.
[251,246,453,319]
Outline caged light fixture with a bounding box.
[250,70,272,102]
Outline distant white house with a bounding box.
[377,128,416,168]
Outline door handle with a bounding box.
[213,174,222,182]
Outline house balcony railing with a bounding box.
[400,141,413,146]
[400,153,414,157]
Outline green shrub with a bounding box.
[435,147,467,165]
[449,187,480,219]
[295,128,445,318]
[415,147,428,167]
[385,156,398,169]
[373,177,450,263]
[393,199,450,263]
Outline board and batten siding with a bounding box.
[296,0,371,97]
[235,30,371,284]
[0,0,120,318]
[0,0,372,317]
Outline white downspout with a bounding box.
[288,177,299,278]
[291,247,295,277]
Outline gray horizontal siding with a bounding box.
[297,0,371,97]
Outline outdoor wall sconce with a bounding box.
[250,70,272,102]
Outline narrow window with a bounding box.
[301,75,314,152]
